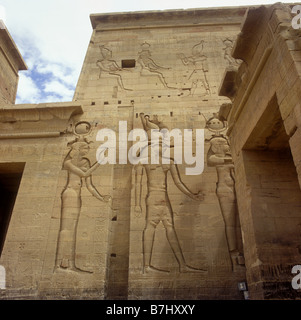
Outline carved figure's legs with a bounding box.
[55,187,91,273]
[143,201,207,274]
[218,194,244,271]
[143,220,170,273]
[108,72,132,91]
[162,219,186,267]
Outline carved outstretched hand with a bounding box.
[191,191,204,201]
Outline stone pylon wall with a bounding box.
[73,8,248,299]
[0,8,249,299]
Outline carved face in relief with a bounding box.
[99,46,112,60]
[207,137,233,167]
[223,38,233,48]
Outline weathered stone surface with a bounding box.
[219,3,301,299]
[1,3,300,300]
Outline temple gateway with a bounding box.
[0,3,301,300]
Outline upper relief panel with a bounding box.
[74,8,246,104]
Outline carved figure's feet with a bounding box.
[143,265,170,274]
[179,264,207,273]
[55,266,93,274]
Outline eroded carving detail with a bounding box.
[135,113,206,274]
[178,41,210,96]
[55,121,111,274]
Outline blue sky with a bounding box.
[0,0,297,104]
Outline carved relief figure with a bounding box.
[135,113,206,274]
[97,45,132,91]
[223,38,241,68]
[178,41,210,96]
[137,42,173,88]
[205,115,244,271]
[55,121,111,273]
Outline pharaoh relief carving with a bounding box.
[205,114,244,271]
[137,42,174,89]
[96,45,132,91]
[54,121,111,273]
[222,38,241,69]
[178,41,210,96]
[135,113,206,274]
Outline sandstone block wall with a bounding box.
[219,3,301,299]
[3,6,290,300]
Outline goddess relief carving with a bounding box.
[205,114,244,271]
[135,113,206,274]
[55,121,111,273]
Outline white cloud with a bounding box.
[37,63,77,86]
[0,5,6,23]
[16,73,41,104]
[43,80,74,100]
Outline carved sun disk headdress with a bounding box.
[67,121,93,147]
[74,121,92,136]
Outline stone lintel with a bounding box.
[0,102,83,138]
[90,6,247,31]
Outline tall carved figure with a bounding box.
[135,113,206,274]
[207,135,244,271]
[55,121,111,273]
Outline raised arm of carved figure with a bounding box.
[139,113,147,130]
[134,164,144,215]
[85,176,111,202]
[170,162,204,201]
